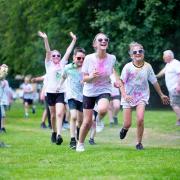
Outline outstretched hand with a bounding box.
[160,95,169,105]
[70,32,77,41]
[38,31,47,39]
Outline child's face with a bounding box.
[93,34,109,51]
[73,52,85,67]
[51,50,61,64]
[130,45,144,62]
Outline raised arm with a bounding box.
[156,67,165,78]
[61,32,77,62]
[38,31,51,61]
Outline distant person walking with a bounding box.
[156,50,180,126]
[20,76,35,118]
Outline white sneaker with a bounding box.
[76,142,85,152]
[96,121,104,133]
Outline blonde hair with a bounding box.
[129,41,144,54]
[92,32,108,48]
[51,50,61,57]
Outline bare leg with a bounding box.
[172,105,180,125]
[123,108,132,129]
[56,103,65,136]
[79,109,93,143]
[70,109,77,138]
[136,104,145,144]
[49,106,56,132]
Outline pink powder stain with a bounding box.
[124,71,136,84]
[96,59,106,74]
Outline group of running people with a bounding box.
[1,31,180,151]
[36,30,180,152]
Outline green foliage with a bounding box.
[0,0,179,76]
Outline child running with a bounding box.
[76,33,120,152]
[38,31,76,145]
[119,42,169,150]
[60,47,85,149]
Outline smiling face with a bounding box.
[93,33,109,51]
[129,44,144,62]
[51,50,61,64]
[73,52,85,67]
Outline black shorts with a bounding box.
[46,93,65,106]
[110,95,121,101]
[23,98,33,105]
[68,99,83,112]
[83,93,110,109]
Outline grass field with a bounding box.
[0,102,180,180]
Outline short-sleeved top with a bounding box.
[0,80,5,103]
[20,83,34,100]
[120,61,157,106]
[62,63,83,102]
[164,59,180,92]
[110,74,120,97]
[82,53,116,97]
[0,80,10,105]
[45,59,67,93]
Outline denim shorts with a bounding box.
[68,99,83,112]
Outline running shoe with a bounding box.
[76,142,85,152]
[119,128,128,139]
[89,138,96,145]
[70,139,77,149]
[136,143,144,150]
[51,132,57,143]
[56,135,63,145]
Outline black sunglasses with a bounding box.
[132,50,144,55]
[76,57,84,60]
[52,54,61,57]
[97,38,109,43]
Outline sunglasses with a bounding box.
[52,54,61,57]
[132,50,144,55]
[76,57,84,60]
[97,38,109,43]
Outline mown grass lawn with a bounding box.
[0,102,180,180]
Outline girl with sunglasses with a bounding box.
[38,31,77,145]
[76,33,120,152]
[119,42,169,150]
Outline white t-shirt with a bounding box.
[0,80,10,105]
[164,59,180,92]
[45,59,67,93]
[20,83,34,100]
[82,53,116,97]
[110,74,120,97]
[120,61,157,106]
